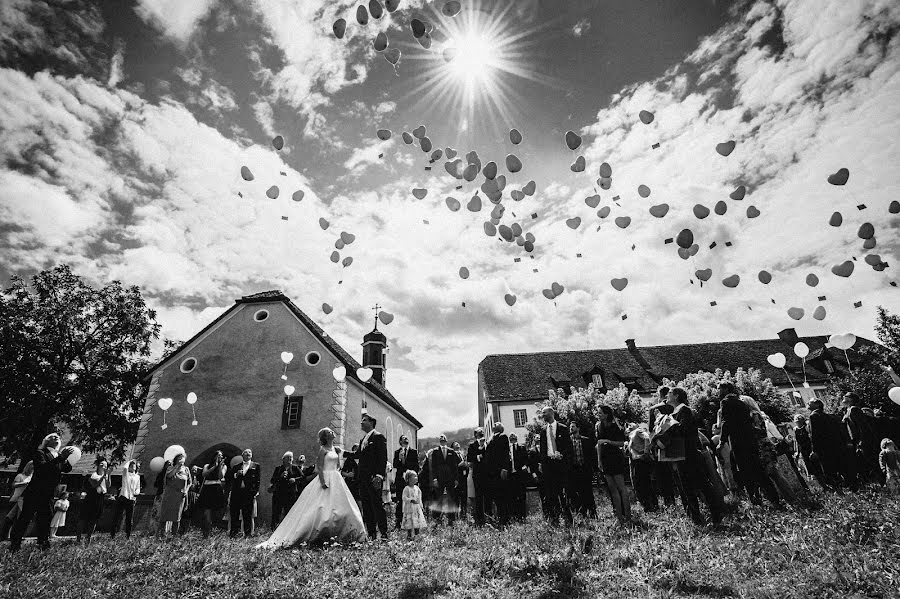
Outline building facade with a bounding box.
[478,328,874,440]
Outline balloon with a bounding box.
[649,203,669,218]
[356,5,369,25]
[509,129,522,144]
[498,225,513,241]
[385,47,401,65]
[369,0,384,19]
[164,445,185,462]
[483,221,496,236]
[272,135,284,150]
[442,1,461,16]
[420,137,433,153]
[333,239,343,251]
[467,195,482,212]
[442,47,458,63]
[676,229,694,249]
[445,159,463,178]
[677,248,690,260]
[333,18,346,39]
[864,254,882,266]
[459,267,469,279]
[330,251,340,263]
[857,222,874,240]
[506,154,522,173]
[64,446,82,467]
[511,223,522,237]
[283,385,296,396]
[378,311,394,325]
[729,185,746,200]
[693,204,710,219]
[266,185,279,199]
[483,161,497,180]
[445,148,457,159]
[695,269,712,281]
[357,367,374,382]
[463,164,479,181]
[689,244,699,256]
[565,131,582,151]
[333,366,347,382]
[830,333,856,350]
[639,110,654,124]
[598,162,612,178]
[746,206,761,218]
[614,216,631,229]
[758,270,772,284]
[524,241,534,252]
[890,200,900,214]
[551,282,564,297]
[637,185,651,198]
[445,197,461,212]
[542,289,555,300]
[888,386,900,405]
[722,275,740,288]
[412,188,427,200]
[186,392,198,405]
[585,194,601,208]
[340,232,356,245]
[319,217,329,230]
[570,156,585,172]
[504,293,517,306]
[565,217,581,230]
[385,0,400,11]
[523,181,536,195]
[863,238,876,250]
[597,206,611,218]
[610,278,628,291]
[230,455,243,467]
[240,166,254,181]
[831,261,854,277]
[829,212,842,226]
[813,306,827,320]
[158,397,172,411]
[401,131,413,144]
[716,140,736,156]
[714,201,727,215]
[787,307,805,320]
[149,456,165,473]
[805,274,819,287]
[827,168,849,186]
[430,149,443,161]
[342,257,353,268]
[322,303,333,314]
[767,353,786,368]
[376,128,391,140]
[794,342,809,359]
[410,19,426,38]
[281,351,294,365]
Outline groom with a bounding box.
[350,413,388,540]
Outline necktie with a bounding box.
[442,447,446,460]
[402,448,406,463]
[510,445,515,470]
[548,424,557,455]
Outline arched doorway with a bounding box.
[191,443,242,469]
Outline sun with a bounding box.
[446,29,500,86]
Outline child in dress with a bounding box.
[401,470,426,540]
[879,438,900,495]
[50,492,70,538]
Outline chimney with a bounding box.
[625,338,655,378]
[625,339,636,350]
[777,328,799,344]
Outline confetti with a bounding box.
[651,143,660,149]
[281,216,288,221]
[854,301,862,308]
[576,253,582,258]
[631,244,636,250]
[378,154,384,159]
[857,204,867,210]
[612,195,621,201]
[280,171,286,176]
[425,166,432,171]
[514,258,521,263]
[456,185,463,190]
[664,238,674,244]
[725,241,733,247]
[771,298,776,304]
[710,301,717,306]
[532,268,539,273]
[423,219,429,224]
[237,192,243,198]
[462,302,466,307]
[622,314,628,320]
[709,242,717,249]
[531,213,538,219]
[818,295,826,301]
[890,281,897,287]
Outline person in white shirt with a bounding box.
[77,458,111,545]
[111,460,141,538]
[0,461,33,541]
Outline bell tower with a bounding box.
[362,304,387,386]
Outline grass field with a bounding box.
[2,488,899,599]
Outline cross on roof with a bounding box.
[372,303,382,329]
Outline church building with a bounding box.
[134,290,421,524]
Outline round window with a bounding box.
[305,351,321,366]
[253,309,269,322]
[180,357,197,373]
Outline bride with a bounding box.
[256,428,366,548]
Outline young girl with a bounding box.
[51,492,70,538]
[401,470,426,540]
[880,438,900,495]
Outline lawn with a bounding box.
[2,489,899,599]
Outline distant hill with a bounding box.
[417,427,475,452]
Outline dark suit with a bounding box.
[427,446,460,522]
[392,446,419,528]
[466,440,490,524]
[347,430,388,538]
[270,464,303,528]
[719,394,780,504]
[538,420,573,525]
[568,434,597,517]
[485,434,512,526]
[665,403,723,524]
[509,444,529,520]
[10,447,72,550]
[809,408,855,489]
[229,461,260,537]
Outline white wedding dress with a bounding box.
[256,449,366,548]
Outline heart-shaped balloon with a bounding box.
[862,238,876,250]
[610,278,628,291]
[340,232,356,245]
[829,212,842,227]
[676,229,694,249]
[758,270,772,284]
[412,125,426,138]
[551,282,564,297]
[463,163,479,181]
[332,18,346,38]
[565,130,582,151]
[787,307,805,320]
[186,392,198,405]
[378,311,394,325]
[266,185,279,199]
[888,386,900,405]
[412,188,427,200]
[445,159,463,178]
[794,342,809,359]
[401,131,413,144]
[357,367,374,382]
[614,216,631,229]
[597,206,611,218]
[695,269,712,282]
[498,225,513,241]
[639,110,654,124]
[459,267,470,279]
[766,353,786,368]
[677,247,691,260]
[542,289,555,300]
[746,206,761,218]
[445,197,461,212]
[598,162,612,178]
[584,195,601,208]
[864,254,882,266]
[504,293,517,306]
[523,181,536,195]
[333,366,347,381]
[857,222,874,240]
[649,204,669,218]
[292,190,304,202]
[637,184,651,198]
[482,161,497,180]
[467,195,482,212]
[284,385,295,396]
[570,156,585,173]
[829,333,856,350]
[342,257,353,268]
[506,154,523,173]
[566,217,581,230]
[827,167,849,186]
[716,140,736,156]
[511,190,525,201]
[714,201,727,215]
[376,128,391,140]
[330,251,340,263]
[164,445,185,462]
[890,200,900,214]
[281,351,294,365]
[158,397,172,411]
[689,244,699,256]
[729,185,746,200]
[509,128,522,144]
[322,303,333,314]
[240,166,254,181]
[483,221,497,236]
[599,178,612,190]
[813,306,827,320]
[693,204,710,219]
[805,274,819,287]
[722,275,740,288]
[319,218,329,230]
[831,261,854,277]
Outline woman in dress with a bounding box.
[198,450,227,537]
[77,458,110,545]
[157,453,192,539]
[257,428,367,548]
[596,405,631,525]
[50,491,69,538]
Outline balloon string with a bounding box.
[844,349,851,370]
[192,405,197,421]
[781,367,799,394]
[802,358,807,384]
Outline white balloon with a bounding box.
[186,392,198,405]
[64,446,82,467]
[149,456,165,473]
[157,397,172,411]
[284,385,296,396]
[280,351,294,365]
[164,444,186,462]
[829,333,856,350]
[889,386,900,405]
[766,353,786,369]
[794,342,809,359]
[333,365,347,382]
[357,367,374,382]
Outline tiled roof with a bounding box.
[147,291,422,428]
[479,331,876,403]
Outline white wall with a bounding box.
[492,401,539,443]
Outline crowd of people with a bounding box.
[3,384,900,551]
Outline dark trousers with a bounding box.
[568,466,597,517]
[10,494,53,550]
[488,478,511,526]
[672,455,723,525]
[509,476,526,521]
[471,486,489,525]
[394,481,406,529]
[631,459,658,512]
[111,497,135,537]
[229,493,254,537]
[732,443,781,505]
[271,493,296,529]
[541,461,572,525]
[360,476,388,538]
[653,459,677,505]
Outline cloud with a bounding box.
[343,139,394,171]
[572,18,591,38]
[107,39,125,88]
[134,0,218,44]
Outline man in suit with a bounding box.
[537,406,573,526]
[348,413,388,540]
[808,399,856,490]
[508,433,529,521]
[10,433,74,551]
[568,422,597,517]
[269,451,303,529]
[485,423,512,527]
[717,382,781,505]
[392,435,419,529]
[842,392,878,483]
[427,434,460,524]
[452,442,469,518]
[229,448,260,537]
[466,428,490,525]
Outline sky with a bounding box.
[0,0,898,436]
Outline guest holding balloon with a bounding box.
[9,433,75,551]
[157,453,192,539]
[78,457,111,545]
[111,460,141,539]
[199,451,228,537]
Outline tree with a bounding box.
[0,265,160,467]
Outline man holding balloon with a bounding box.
[9,433,76,551]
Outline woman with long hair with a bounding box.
[198,450,227,537]
[595,405,631,525]
[157,453,192,539]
